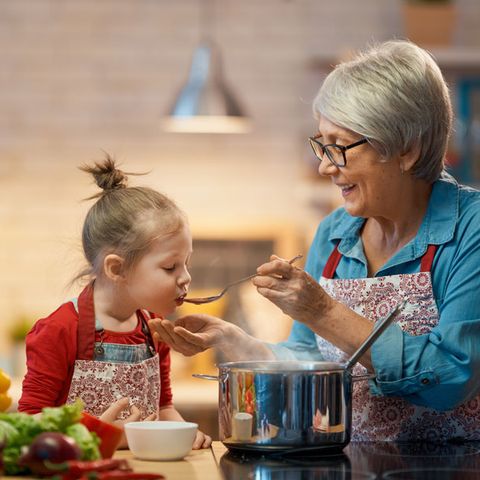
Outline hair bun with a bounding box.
[81,154,128,193]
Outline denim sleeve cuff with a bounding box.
[369,322,438,396]
[369,369,438,396]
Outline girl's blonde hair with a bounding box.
[76,154,186,282]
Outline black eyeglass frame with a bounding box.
[308,133,368,168]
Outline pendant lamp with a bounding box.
[163,0,250,134]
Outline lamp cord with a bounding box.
[200,0,214,43]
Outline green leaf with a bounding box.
[65,423,101,461]
[38,399,84,433]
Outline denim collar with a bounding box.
[328,172,459,262]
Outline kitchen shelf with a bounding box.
[309,47,480,75]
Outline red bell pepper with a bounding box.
[80,413,124,458]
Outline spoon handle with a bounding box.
[223,254,303,288]
[183,254,303,304]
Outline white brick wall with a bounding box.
[0,0,479,368]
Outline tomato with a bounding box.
[0,392,12,412]
[0,369,11,393]
[80,412,123,458]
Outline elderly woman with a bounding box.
[150,40,480,441]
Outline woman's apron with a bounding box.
[317,244,480,441]
[66,285,160,420]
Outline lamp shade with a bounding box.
[163,41,250,134]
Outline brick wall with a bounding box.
[1,0,479,366]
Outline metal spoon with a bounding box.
[183,254,303,305]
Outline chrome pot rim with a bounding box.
[218,360,346,373]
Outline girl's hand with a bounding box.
[253,254,335,325]
[192,429,212,449]
[149,314,231,356]
[99,398,158,448]
[100,397,142,424]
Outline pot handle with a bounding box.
[344,300,406,371]
[352,373,375,382]
[192,373,219,381]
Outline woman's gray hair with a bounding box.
[313,40,452,183]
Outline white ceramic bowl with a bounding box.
[125,421,198,461]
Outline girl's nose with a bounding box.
[317,157,339,177]
[179,267,192,286]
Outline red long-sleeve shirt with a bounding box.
[18,301,173,413]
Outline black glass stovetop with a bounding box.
[219,441,480,479]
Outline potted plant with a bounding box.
[403,0,457,47]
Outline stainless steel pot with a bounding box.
[195,302,404,454]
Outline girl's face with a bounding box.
[316,116,404,219]
[124,223,193,317]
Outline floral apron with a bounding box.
[66,285,160,420]
[316,244,480,441]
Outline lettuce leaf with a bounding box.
[65,423,101,461]
[38,399,83,433]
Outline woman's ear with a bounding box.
[103,254,126,282]
[399,142,421,174]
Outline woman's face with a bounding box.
[124,223,193,317]
[316,116,402,219]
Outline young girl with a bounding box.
[18,156,211,449]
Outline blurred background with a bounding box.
[1,0,479,435]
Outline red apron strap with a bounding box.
[322,245,342,279]
[420,244,437,272]
[76,283,96,360]
[139,310,160,351]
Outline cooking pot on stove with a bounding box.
[195,302,404,454]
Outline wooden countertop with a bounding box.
[212,441,228,462]
[114,447,223,480]
[0,446,224,480]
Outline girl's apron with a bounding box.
[66,285,160,420]
[317,244,480,441]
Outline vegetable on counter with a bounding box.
[18,432,82,475]
[0,400,101,475]
[80,412,123,459]
[23,457,164,480]
[0,368,12,413]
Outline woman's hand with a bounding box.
[149,314,233,356]
[149,314,275,361]
[192,429,212,449]
[253,255,335,325]
[99,398,157,449]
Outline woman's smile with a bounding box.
[337,183,356,197]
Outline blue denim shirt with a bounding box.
[270,173,480,411]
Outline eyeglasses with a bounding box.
[308,133,368,168]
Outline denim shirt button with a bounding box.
[421,378,430,385]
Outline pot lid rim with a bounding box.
[218,360,346,372]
